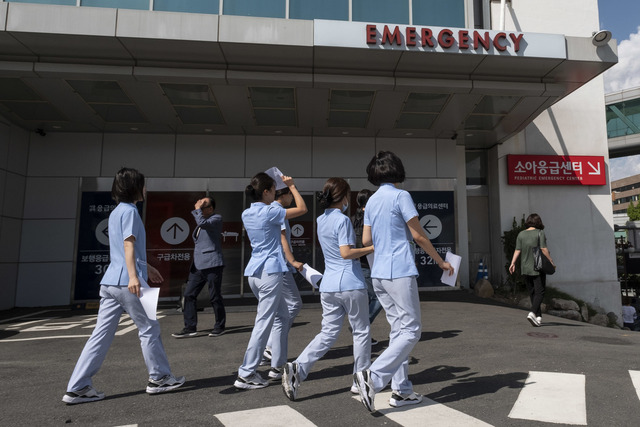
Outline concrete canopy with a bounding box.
[0,3,617,149]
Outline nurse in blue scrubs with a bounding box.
[234,172,306,390]
[282,177,373,401]
[354,151,454,412]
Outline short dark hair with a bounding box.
[318,177,350,210]
[111,167,145,204]
[205,197,216,210]
[275,187,291,199]
[366,151,406,186]
[246,172,275,201]
[525,213,544,230]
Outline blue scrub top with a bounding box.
[317,208,366,292]
[364,183,419,280]
[101,202,148,286]
[242,202,288,277]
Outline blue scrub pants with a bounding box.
[66,285,172,392]
[369,276,421,395]
[238,271,290,377]
[266,270,302,355]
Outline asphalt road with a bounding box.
[1,291,639,427]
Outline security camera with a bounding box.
[35,128,46,137]
[592,30,612,46]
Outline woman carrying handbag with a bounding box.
[509,213,556,327]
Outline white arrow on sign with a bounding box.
[587,161,601,175]
[160,217,190,245]
[95,218,110,246]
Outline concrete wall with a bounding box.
[4,132,463,307]
[491,0,621,318]
[0,122,29,310]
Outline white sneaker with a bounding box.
[527,312,541,327]
[282,362,300,401]
[536,316,542,325]
[354,370,376,412]
[268,367,282,380]
[350,384,359,394]
[389,391,423,407]
[234,372,269,390]
[62,385,105,404]
[146,374,186,394]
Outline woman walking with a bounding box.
[282,178,374,401]
[354,151,454,412]
[235,172,306,389]
[62,167,184,404]
[509,213,555,327]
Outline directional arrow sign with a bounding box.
[95,218,110,246]
[291,224,305,237]
[419,215,442,239]
[160,217,190,245]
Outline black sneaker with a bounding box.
[172,328,197,338]
[208,327,225,337]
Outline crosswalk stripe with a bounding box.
[351,392,493,426]
[629,370,640,401]
[508,371,586,425]
[214,404,316,426]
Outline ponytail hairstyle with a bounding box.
[351,189,373,232]
[111,167,145,203]
[318,177,350,210]
[366,150,406,186]
[245,172,275,201]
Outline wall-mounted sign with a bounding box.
[313,20,566,59]
[507,155,606,186]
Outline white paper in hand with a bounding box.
[440,251,461,287]
[264,167,287,190]
[301,263,323,289]
[138,277,160,320]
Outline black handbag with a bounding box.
[532,231,555,275]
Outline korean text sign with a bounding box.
[507,155,606,185]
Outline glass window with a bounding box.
[223,0,285,18]
[352,0,409,24]
[412,0,465,27]
[6,0,76,5]
[466,151,487,186]
[81,0,149,10]
[289,0,348,21]
[154,0,218,14]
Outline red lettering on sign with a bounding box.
[366,24,377,44]
[509,33,524,52]
[493,32,507,51]
[474,31,491,50]
[421,27,434,47]
[438,29,454,48]
[382,25,402,45]
[458,30,469,49]
[406,27,417,46]
[507,155,606,186]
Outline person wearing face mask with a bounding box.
[234,172,306,390]
[282,177,374,401]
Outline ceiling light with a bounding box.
[130,127,138,131]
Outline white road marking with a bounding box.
[215,405,316,426]
[629,370,640,401]
[508,371,586,425]
[351,392,493,426]
[0,335,93,342]
[0,309,67,324]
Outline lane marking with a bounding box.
[508,371,586,425]
[630,370,640,401]
[351,392,493,426]
[215,405,316,426]
[0,309,68,324]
